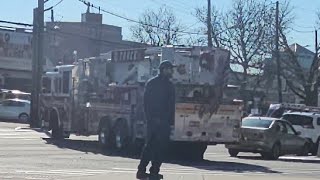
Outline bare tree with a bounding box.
[220,0,276,88]
[195,0,276,87]
[194,6,223,47]
[277,7,319,106]
[194,0,299,109]
[130,6,183,46]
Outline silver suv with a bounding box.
[282,112,320,155]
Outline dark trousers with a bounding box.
[138,129,169,175]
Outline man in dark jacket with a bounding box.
[136,60,176,179]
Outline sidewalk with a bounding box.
[279,156,320,163]
[67,172,318,180]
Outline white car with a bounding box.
[0,99,30,122]
[282,112,320,155]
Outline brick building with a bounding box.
[0,11,146,92]
[44,11,146,65]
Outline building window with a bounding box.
[62,71,71,94]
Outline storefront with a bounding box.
[0,29,32,92]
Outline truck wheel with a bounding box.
[52,121,63,139]
[113,120,130,152]
[228,149,239,157]
[98,123,112,149]
[51,112,63,139]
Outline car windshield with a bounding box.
[242,118,273,128]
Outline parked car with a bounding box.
[282,112,320,155]
[0,89,31,102]
[225,117,310,160]
[0,99,30,122]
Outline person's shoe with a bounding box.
[136,171,149,179]
[149,173,163,180]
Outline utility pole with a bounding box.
[315,29,318,64]
[31,8,38,128]
[207,0,213,47]
[30,0,45,128]
[275,1,282,103]
[314,29,318,106]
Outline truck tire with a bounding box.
[113,119,130,153]
[52,121,63,139]
[98,122,112,150]
[51,112,63,139]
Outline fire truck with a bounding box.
[40,46,243,159]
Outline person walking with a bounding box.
[136,60,176,179]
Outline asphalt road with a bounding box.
[0,121,319,180]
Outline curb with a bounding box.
[15,126,44,131]
[279,156,320,163]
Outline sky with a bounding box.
[0,0,319,51]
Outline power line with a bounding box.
[51,0,64,8]
[290,27,314,33]
[45,0,64,11]
[0,20,33,27]
[0,19,147,47]
[293,23,315,30]
[77,0,203,35]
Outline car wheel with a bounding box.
[268,143,281,160]
[228,149,239,157]
[311,139,320,156]
[297,143,310,156]
[18,113,29,122]
[260,152,269,159]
